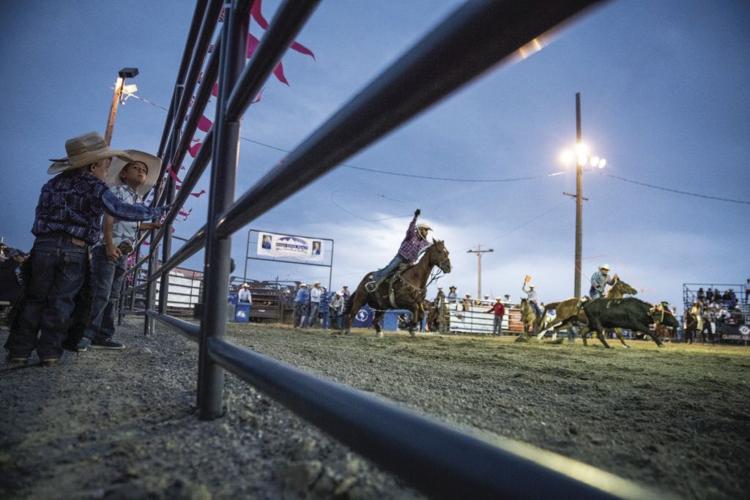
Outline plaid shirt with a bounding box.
[397,215,430,263]
[105,184,141,248]
[32,169,162,245]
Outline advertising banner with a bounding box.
[257,231,324,262]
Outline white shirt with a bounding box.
[238,289,252,304]
[310,287,322,303]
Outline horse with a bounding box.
[515,298,537,342]
[343,240,451,337]
[536,277,641,347]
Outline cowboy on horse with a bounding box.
[366,208,432,292]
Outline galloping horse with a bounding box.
[343,240,451,337]
[535,277,638,344]
[516,298,537,342]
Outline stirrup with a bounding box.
[365,280,378,293]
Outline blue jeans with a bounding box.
[6,234,88,359]
[84,245,127,341]
[492,315,503,335]
[372,254,406,280]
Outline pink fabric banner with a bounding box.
[197,115,213,132]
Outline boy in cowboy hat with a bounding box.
[5,132,169,366]
[368,208,432,291]
[77,151,163,351]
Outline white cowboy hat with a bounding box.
[300,283,307,287]
[48,132,133,175]
[599,264,610,271]
[106,150,162,198]
[241,283,249,288]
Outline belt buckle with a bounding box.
[71,237,86,248]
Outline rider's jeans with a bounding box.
[372,254,406,280]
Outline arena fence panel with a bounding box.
[121,0,663,497]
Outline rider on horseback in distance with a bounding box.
[367,209,432,292]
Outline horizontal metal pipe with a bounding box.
[149,225,207,282]
[225,0,320,121]
[146,310,200,342]
[216,0,603,239]
[157,0,208,157]
[151,129,215,251]
[208,337,653,499]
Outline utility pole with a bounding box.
[467,245,493,299]
[562,93,584,298]
[104,67,139,145]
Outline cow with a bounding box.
[581,298,679,348]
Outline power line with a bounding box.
[599,172,750,206]
[129,92,750,205]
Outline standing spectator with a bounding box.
[461,294,472,312]
[486,297,505,336]
[238,283,252,304]
[447,285,457,302]
[319,287,331,329]
[696,287,705,303]
[329,292,346,330]
[5,132,168,366]
[78,151,162,351]
[293,283,309,328]
[341,285,350,302]
[706,287,715,303]
[433,287,448,333]
[308,282,323,327]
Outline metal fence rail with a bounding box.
[119,0,664,497]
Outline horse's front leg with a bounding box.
[373,310,384,338]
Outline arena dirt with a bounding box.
[2,319,749,499]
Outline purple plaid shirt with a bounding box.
[32,169,165,245]
[397,215,430,263]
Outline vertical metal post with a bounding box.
[328,239,334,291]
[158,84,182,315]
[574,92,583,298]
[243,229,251,283]
[467,245,493,299]
[197,1,247,420]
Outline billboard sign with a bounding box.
[257,231,324,262]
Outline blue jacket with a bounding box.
[294,288,310,304]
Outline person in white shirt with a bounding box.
[308,282,323,327]
[238,284,252,304]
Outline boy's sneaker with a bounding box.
[91,339,125,350]
[7,356,29,367]
[40,357,60,367]
[76,338,91,352]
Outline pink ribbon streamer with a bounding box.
[188,142,202,158]
[197,115,213,132]
[247,33,288,85]
[251,0,315,59]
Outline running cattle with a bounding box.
[581,298,678,348]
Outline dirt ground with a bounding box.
[2,319,749,499]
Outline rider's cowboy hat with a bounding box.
[48,132,133,175]
[416,222,432,231]
[599,264,610,271]
[106,150,162,197]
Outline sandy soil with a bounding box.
[2,318,749,499]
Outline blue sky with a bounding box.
[1,0,748,309]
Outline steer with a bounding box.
[581,298,678,348]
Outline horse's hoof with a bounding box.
[622,345,631,349]
[376,332,384,338]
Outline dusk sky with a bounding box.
[1,0,748,310]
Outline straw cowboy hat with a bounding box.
[48,132,133,175]
[106,150,162,197]
[416,222,432,231]
[599,264,610,271]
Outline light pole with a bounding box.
[104,67,139,145]
[559,93,606,298]
[467,245,493,299]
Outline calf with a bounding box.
[581,298,678,348]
